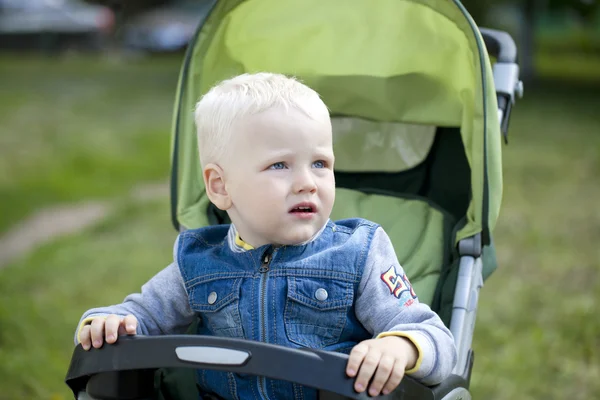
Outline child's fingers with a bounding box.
[104,315,121,344]
[117,315,138,336]
[90,318,106,349]
[346,342,368,378]
[123,314,138,335]
[368,355,394,397]
[382,361,405,396]
[79,325,92,350]
[353,349,382,394]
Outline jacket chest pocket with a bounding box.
[189,278,244,339]
[284,276,354,349]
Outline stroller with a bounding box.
[66,0,523,399]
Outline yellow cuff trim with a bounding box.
[376,331,423,374]
[235,232,255,250]
[76,316,106,343]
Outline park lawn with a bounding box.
[536,52,600,83]
[0,55,181,234]
[0,198,176,400]
[470,83,600,400]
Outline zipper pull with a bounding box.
[259,252,271,273]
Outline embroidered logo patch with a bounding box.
[381,265,417,305]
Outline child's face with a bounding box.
[224,106,335,248]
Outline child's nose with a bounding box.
[292,169,317,194]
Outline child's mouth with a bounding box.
[291,206,313,213]
[289,203,317,214]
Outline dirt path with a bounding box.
[0,181,168,269]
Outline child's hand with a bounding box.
[346,336,418,397]
[79,314,138,351]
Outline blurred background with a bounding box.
[0,0,598,399]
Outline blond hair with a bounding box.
[194,72,329,168]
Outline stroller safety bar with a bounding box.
[479,28,517,63]
[65,335,470,400]
[448,234,486,383]
[449,253,483,379]
[480,28,524,143]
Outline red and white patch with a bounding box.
[381,265,417,305]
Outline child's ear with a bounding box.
[203,163,232,210]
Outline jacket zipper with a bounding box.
[258,249,272,399]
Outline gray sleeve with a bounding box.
[74,236,195,344]
[355,227,457,385]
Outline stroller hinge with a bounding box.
[458,234,482,257]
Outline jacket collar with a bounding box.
[227,221,330,253]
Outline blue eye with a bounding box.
[269,162,286,170]
[312,160,326,169]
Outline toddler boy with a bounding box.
[75,72,456,399]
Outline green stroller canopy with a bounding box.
[172,0,503,245]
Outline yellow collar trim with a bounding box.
[235,232,255,250]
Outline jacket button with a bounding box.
[315,288,328,301]
[208,291,218,304]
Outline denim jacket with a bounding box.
[77,218,456,399]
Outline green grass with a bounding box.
[0,198,176,400]
[0,56,599,399]
[537,52,600,83]
[0,55,181,233]
[470,84,600,399]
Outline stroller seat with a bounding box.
[329,119,456,310]
[328,119,468,328]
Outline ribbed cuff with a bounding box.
[76,316,107,344]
